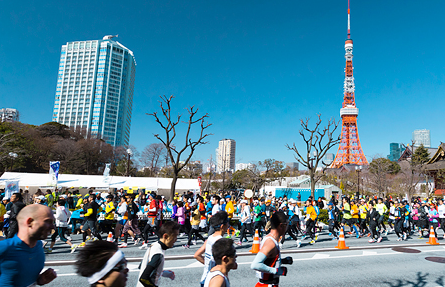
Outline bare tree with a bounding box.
[148,95,212,199]
[368,156,400,197]
[286,114,340,198]
[140,143,166,176]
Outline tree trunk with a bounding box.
[170,174,178,201]
[310,171,316,199]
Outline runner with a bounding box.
[367,202,382,243]
[47,199,78,253]
[251,211,293,287]
[203,238,237,287]
[302,200,317,244]
[236,200,252,246]
[195,211,229,287]
[138,221,179,287]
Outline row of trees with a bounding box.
[323,144,432,202]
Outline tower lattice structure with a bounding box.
[331,0,368,168]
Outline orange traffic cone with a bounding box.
[426,226,439,245]
[107,232,114,242]
[335,228,349,250]
[249,229,260,254]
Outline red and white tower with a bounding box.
[331,0,368,168]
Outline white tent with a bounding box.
[0,172,199,197]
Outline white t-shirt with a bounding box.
[204,270,230,287]
[200,234,222,284]
[241,205,251,224]
[212,204,221,215]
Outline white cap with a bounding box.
[241,200,248,204]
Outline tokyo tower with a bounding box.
[331,0,368,168]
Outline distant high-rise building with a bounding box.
[323,153,334,166]
[52,35,136,147]
[387,143,402,162]
[413,129,431,148]
[0,108,19,123]
[216,139,236,173]
[286,162,299,170]
[236,163,254,171]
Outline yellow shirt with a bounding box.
[190,209,200,226]
[225,200,234,218]
[105,202,115,220]
[306,205,317,221]
[359,204,368,219]
[351,204,359,219]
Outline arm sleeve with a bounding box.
[251,252,277,274]
[139,254,163,286]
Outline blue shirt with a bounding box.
[0,235,45,287]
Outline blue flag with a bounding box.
[50,161,60,181]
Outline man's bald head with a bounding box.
[17,204,52,226]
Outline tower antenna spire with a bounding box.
[347,0,351,39]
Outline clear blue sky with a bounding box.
[1,1,444,168]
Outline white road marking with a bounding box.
[312,253,330,259]
[51,248,445,276]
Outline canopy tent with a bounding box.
[0,172,199,197]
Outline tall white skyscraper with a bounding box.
[216,139,236,173]
[52,35,136,146]
[413,129,431,148]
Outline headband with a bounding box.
[87,250,125,284]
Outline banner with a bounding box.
[103,163,111,184]
[5,181,19,199]
[49,161,60,185]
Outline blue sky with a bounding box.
[1,1,444,168]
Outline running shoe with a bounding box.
[309,240,315,245]
[70,244,78,253]
[368,239,375,243]
[78,242,86,247]
[182,244,190,249]
[397,237,402,241]
[192,240,197,245]
[367,233,371,237]
[296,240,301,248]
[92,237,99,241]
[384,230,388,236]
[403,233,407,240]
[119,243,128,248]
[328,233,332,237]
[377,237,382,243]
[279,243,283,249]
[225,235,232,239]
[44,248,52,253]
[356,234,360,239]
[134,238,141,245]
[86,236,92,241]
[301,235,307,241]
[315,235,318,241]
[139,243,148,250]
[418,236,424,239]
[235,241,242,246]
[41,240,48,248]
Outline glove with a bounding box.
[281,256,293,265]
[276,266,288,276]
[162,270,175,280]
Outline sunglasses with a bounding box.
[111,261,127,273]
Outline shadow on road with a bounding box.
[383,272,444,287]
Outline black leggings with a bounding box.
[239,223,252,241]
[51,227,69,243]
[395,219,404,237]
[187,227,205,245]
[305,219,315,240]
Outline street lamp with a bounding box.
[8,152,18,172]
[355,165,362,199]
[126,149,133,177]
[309,150,318,198]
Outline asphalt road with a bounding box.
[44,245,445,287]
[43,228,445,262]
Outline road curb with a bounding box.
[44,242,443,266]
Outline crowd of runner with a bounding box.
[0,188,444,286]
